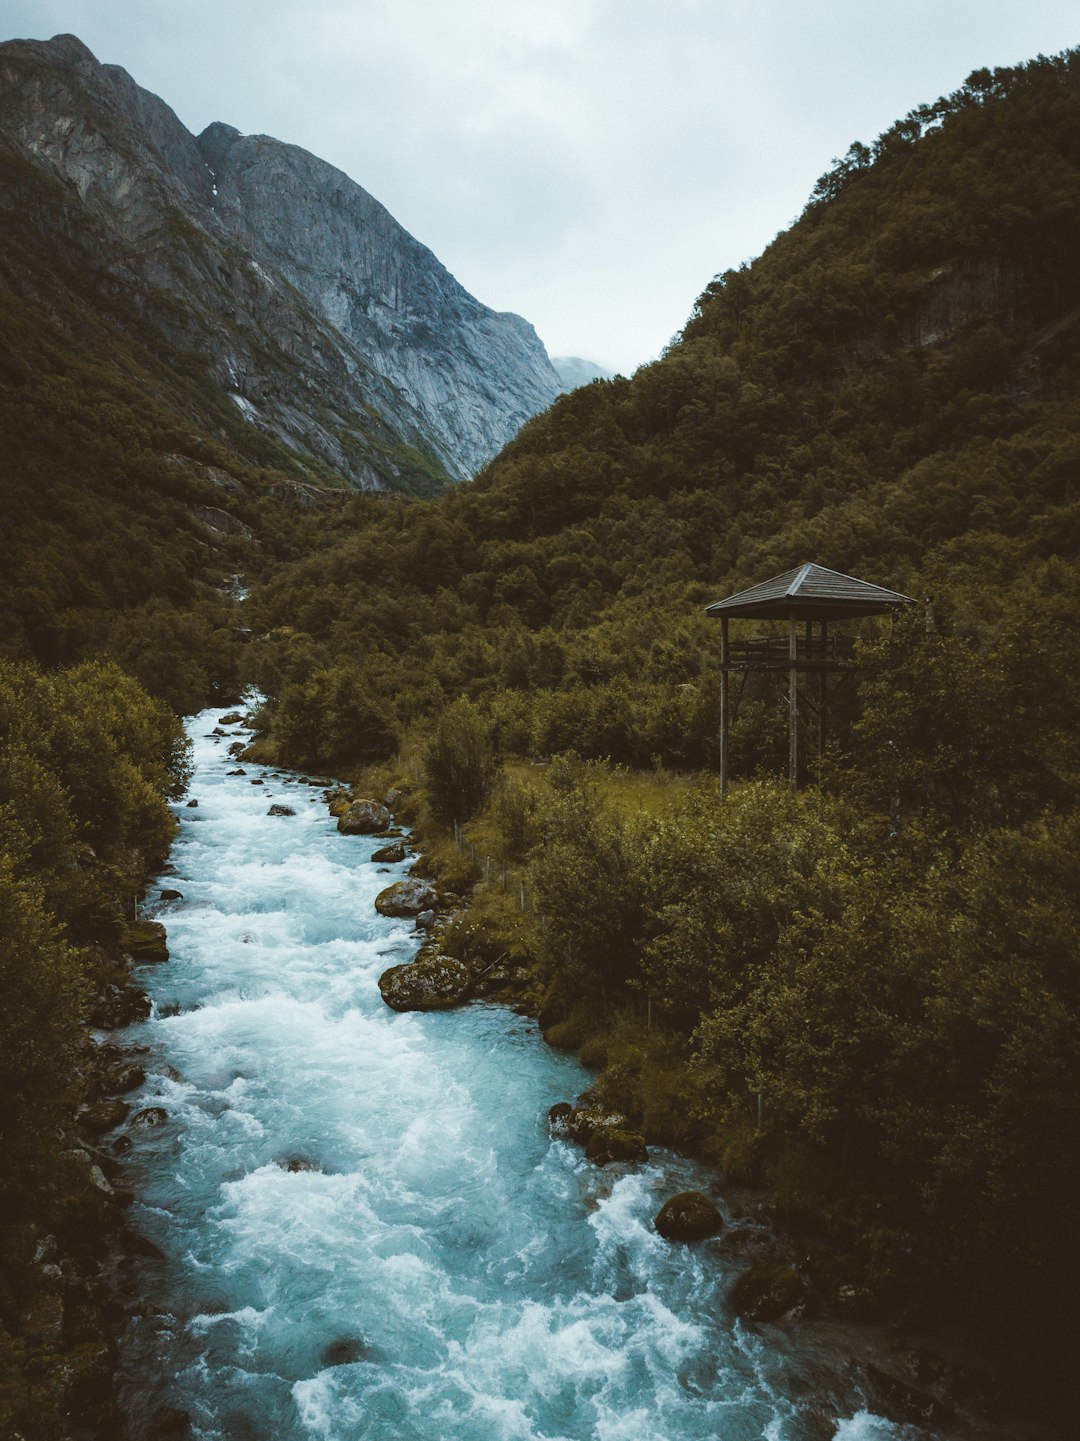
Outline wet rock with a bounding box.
[111,1134,133,1156]
[321,1337,368,1367]
[378,952,471,1011]
[186,798,199,807]
[557,1101,632,1146]
[584,1126,648,1166]
[375,877,438,917]
[122,920,169,964]
[267,803,296,816]
[371,840,406,863]
[159,888,184,901]
[227,742,246,757]
[80,1100,130,1134]
[250,778,264,785]
[415,909,436,931]
[218,712,245,725]
[338,798,391,835]
[276,1155,320,1172]
[129,1106,169,1128]
[655,1191,723,1242]
[325,787,352,817]
[88,982,152,1028]
[548,1102,575,1135]
[226,767,247,776]
[728,1262,806,1323]
[102,1062,145,1094]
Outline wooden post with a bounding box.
[818,618,828,763]
[720,615,730,797]
[788,614,798,791]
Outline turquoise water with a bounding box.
[116,711,923,1441]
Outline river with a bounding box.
[115,709,936,1441]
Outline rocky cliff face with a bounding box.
[0,33,562,486]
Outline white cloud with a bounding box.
[2,0,1078,371]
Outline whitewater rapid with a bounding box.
[116,710,927,1441]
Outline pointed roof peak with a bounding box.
[706,563,913,620]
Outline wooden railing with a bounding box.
[723,634,856,667]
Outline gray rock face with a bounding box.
[203,125,561,477]
[0,34,562,487]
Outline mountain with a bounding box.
[552,355,615,390]
[0,33,562,486]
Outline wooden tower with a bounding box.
[706,563,912,793]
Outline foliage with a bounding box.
[423,696,496,824]
[0,656,189,1407]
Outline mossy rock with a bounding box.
[584,1125,648,1166]
[542,1011,594,1051]
[121,920,168,963]
[655,1191,723,1242]
[378,953,471,1011]
[728,1262,805,1322]
[338,799,391,835]
[371,840,407,863]
[375,878,438,917]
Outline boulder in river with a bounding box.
[371,840,406,864]
[186,798,199,808]
[130,1106,169,1128]
[728,1262,806,1323]
[378,952,471,1011]
[338,799,391,835]
[321,1337,369,1367]
[267,804,296,817]
[218,712,245,725]
[655,1191,723,1241]
[547,1100,647,1166]
[159,888,184,901]
[375,877,438,917]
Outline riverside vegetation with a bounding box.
[1,46,1079,1435]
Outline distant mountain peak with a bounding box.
[552,356,615,392]
[0,33,563,486]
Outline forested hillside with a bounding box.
[245,51,1080,1399]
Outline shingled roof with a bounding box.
[706,563,913,620]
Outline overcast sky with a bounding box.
[2,2,1077,373]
